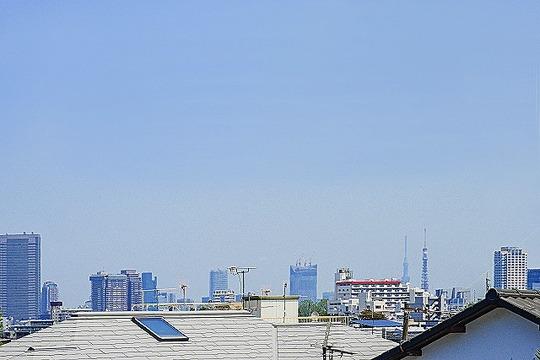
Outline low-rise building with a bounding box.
[211,289,236,303]
[330,278,409,318]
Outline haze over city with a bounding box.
[1,1,539,307]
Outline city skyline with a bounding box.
[1,2,539,307]
[3,231,540,307]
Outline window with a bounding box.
[132,317,189,341]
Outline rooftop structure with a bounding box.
[373,288,540,360]
[0,310,395,359]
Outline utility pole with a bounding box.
[180,284,188,308]
[401,311,410,342]
[283,282,288,323]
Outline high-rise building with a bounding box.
[494,247,528,290]
[120,270,142,310]
[89,272,108,311]
[89,272,128,311]
[527,268,540,290]
[105,274,128,311]
[0,233,41,321]
[402,235,410,284]
[209,269,228,298]
[40,281,59,319]
[141,272,158,305]
[289,261,317,302]
[421,229,429,291]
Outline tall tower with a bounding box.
[421,228,429,291]
[0,233,41,321]
[401,236,410,284]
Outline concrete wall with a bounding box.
[404,308,540,360]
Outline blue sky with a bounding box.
[1,1,539,305]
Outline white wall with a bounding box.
[404,308,540,360]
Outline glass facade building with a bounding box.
[0,233,41,321]
[209,269,228,298]
[289,262,317,302]
[528,269,540,290]
[89,272,129,311]
[89,272,108,311]
[121,270,142,310]
[40,281,59,319]
[142,272,158,305]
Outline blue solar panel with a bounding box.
[133,317,189,341]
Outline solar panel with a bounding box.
[132,317,189,341]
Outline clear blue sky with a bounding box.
[1,1,539,306]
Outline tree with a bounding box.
[298,299,328,317]
[359,309,387,320]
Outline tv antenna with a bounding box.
[228,266,256,307]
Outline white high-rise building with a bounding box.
[494,247,528,290]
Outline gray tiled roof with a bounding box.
[497,289,540,321]
[275,323,395,360]
[0,311,395,360]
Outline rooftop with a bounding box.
[0,310,395,359]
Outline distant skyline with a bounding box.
[1,1,539,306]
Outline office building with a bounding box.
[141,272,158,305]
[89,272,108,311]
[289,261,317,302]
[120,270,142,310]
[527,268,540,290]
[0,233,41,321]
[40,281,59,319]
[89,272,128,311]
[105,274,128,311]
[209,269,228,298]
[494,247,528,290]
